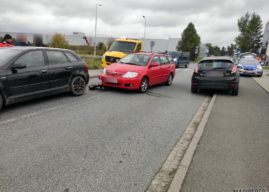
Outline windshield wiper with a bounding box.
[213,67,229,70]
[124,62,140,66]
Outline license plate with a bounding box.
[205,71,224,77]
[105,77,117,83]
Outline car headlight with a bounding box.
[122,72,138,78]
[256,65,262,70]
[173,58,177,62]
[102,68,107,74]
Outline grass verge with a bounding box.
[80,55,102,69]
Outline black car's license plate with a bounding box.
[205,71,224,77]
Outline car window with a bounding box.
[167,56,174,63]
[65,52,79,62]
[160,56,169,65]
[0,49,22,66]
[199,60,233,69]
[135,43,142,52]
[119,54,150,66]
[46,51,69,64]
[14,51,45,68]
[152,56,161,64]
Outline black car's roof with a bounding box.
[200,56,234,63]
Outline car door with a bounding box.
[148,56,162,85]
[6,50,49,97]
[45,50,73,88]
[159,56,170,82]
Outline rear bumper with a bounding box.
[192,77,239,90]
[99,75,141,90]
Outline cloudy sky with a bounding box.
[0,0,268,46]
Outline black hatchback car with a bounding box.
[191,57,239,95]
[0,47,89,110]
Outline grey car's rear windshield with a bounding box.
[0,49,22,66]
[199,60,233,70]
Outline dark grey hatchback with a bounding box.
[0,47,89,110]
[191,57,240,95]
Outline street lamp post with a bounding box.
[142,15,147,39]
[94,3,102,57]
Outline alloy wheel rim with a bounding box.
[141,79,148,92]
[73,77,85,94]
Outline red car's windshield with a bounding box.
[119,54,151,66]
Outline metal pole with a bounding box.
[94,4,101,56]
[143,16,146,39]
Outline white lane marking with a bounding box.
[176,68,191,72]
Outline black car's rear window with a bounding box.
[199,60,233,70]
[0,49,22,66]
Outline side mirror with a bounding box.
[150,62,159,67]
[12,63,26,70]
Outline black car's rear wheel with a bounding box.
[70,76,86,96]
[165,74,173,86]
[191,87,198,93]
[139,77,149,93]
[231,88,239,96]
[0,94,3,111]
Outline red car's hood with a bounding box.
[105,63,147,73]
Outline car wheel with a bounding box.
[0,94,3,111]
[165,74,173,86]
[139,77,149,93]
[191,87,197,93]
[185,64,188,68]
[258,74,263,77]
[70,76,86,96]
[231,88,239,96]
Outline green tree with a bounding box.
[235,12,263,53]
[205,43,221,56]
[51,33,69,48]
[177,23,200,60]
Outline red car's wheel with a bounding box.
[139,77,149,93]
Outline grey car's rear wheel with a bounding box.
[139,77,149,93]
[70,76,86,96]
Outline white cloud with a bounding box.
[0,0,268,46]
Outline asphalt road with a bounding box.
[0,65,208,192]
[181,77,269,191]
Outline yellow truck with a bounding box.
[101,38,142,68]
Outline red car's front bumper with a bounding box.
[99,74,141,90]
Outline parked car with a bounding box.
[191,57,239,95]
[237,59,263,77]
[168,51,190,68]
[0,47,89,110]
[99,53,176,93]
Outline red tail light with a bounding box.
[194,65,199,74]
[231,64,237,74]
[83,64,89,74]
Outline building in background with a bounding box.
[0,31,180,52]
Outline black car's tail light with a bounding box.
[231,64,237,74]
[83,64,89,74]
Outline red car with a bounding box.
[99,53,176,93]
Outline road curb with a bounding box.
[167,94,216,192]
[146,95,214,192]
[252,77,269,94]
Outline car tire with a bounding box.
[70,76,87,96]
[165,74,173,86]
[0,94,3,111]
[185,64,188,68]
[139,77,149,93]
[191,87,197,93]
[231,88,239,96]
[258,74,263,77]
